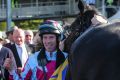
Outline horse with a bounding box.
[64,0,102,53]
[69,21,120,80]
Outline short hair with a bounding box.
[24,30,34,38]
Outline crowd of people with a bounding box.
[0,0,119,80]
[0,20,68,80]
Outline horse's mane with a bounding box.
[70,21,120,80]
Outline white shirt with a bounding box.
[15,44,28,68]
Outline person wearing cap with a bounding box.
[6,20,68,80]
[5,29,14,44]
[4,26,18,49]
[0,31,16,80]
[5,26,18,43]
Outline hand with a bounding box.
[3,58,12,70]
[17,67,23,74]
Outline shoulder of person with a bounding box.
[27,51,40,69]
[28,51,40,59]
[2,46,11,53]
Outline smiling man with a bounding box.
[42,34,57,53]
[5,29,33,75]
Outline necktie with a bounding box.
[18,46,22,60]
[50,52,52,58]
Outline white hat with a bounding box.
[0,31,3,40]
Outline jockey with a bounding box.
[6,20,68,80]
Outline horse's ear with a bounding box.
[78,0,85,14]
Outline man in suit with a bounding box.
[10,28,32,73]
[0,31,16,80]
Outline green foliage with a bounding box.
[14,19,44,30]
[0,19,43,31]
[0,21,15,31]
[0,22,6,31]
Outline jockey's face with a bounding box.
[42,34,57,52]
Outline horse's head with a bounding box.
[70,21,120,80]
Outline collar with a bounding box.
[45,50,57,61]
[15,43,25,48]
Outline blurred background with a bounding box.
[0,0,120,31]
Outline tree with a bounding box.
[14,19,44,30]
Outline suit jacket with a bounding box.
[27,43,36,53]
[10,43,33,67]
[0,46,16,80]
[3,43,13,49]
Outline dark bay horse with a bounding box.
[70,21,120,80]
[64,0,101,53]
